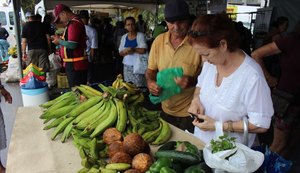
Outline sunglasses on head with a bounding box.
[188,30,210,38]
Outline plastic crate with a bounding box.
[57,73,69,88]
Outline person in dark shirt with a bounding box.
[0,23,10,62]
[252,20,300,155]
[136,14,147,33]
[21,14,51,72]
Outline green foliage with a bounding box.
[210,134,236,153]
[21,0,35,13]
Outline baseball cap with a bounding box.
[164,0,190,22]
[53,4,70,23]
[25,12,33,18]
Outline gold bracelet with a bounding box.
[227,121,234,132]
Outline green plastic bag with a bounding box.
[149,67,183,104]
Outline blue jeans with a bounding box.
[0,39,9,61]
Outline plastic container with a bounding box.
[21,86,49,107]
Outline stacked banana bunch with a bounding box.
[40,88,126,141]
[125,107,172,145]
[110,74,145,106]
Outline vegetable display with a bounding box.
[39,75,173,172]
[148,141,212,173]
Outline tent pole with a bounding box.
[155,0,159,25]
[12,0,23,78]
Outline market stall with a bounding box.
[6,106,205,173]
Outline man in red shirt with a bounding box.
[51,4,88,87]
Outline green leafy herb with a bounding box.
[210,134,236,153]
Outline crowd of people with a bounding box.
[0,0,300,172]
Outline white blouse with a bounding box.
[194,54,274,146]
[118,32,147,66]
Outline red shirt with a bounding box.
[60,16,88,70]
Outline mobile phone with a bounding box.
[189,113,204,122]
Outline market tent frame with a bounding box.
[41,0,163,13]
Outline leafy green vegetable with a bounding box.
[175,141,199,155]
[210,134,236,153]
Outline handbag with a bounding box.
[271,88,295,117]
[133,53,148,74]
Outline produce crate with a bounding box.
[57,73,69,88]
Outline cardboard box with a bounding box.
[57,73,69,88]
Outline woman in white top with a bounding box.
[186,14,274,146]
[119,16,147,87]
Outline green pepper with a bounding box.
[160,166,176,173]
[176,141,199,155]
[149,158,173,173]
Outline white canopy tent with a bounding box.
[41,0,161,13]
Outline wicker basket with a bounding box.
[57,73,69,88]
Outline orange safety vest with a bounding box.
[61,18,87,62]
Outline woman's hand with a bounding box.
[192,114,216,131]
[1,89,12,104]
[188,96,204,115]
[120,48,134,56]
[147,80,161,96]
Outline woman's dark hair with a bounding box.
[125,16,136,24]
[188,14,239,52]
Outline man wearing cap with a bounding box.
[25,12,33,22]
[146,0,202,132]
[79,10,98,84]
[51,4,88,87]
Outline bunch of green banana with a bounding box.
[75,84,102,99]
[126,92,145,106]
[73,134,108,172]
[111,74,124,89]
[40,91,75,109]
[40,92,79,120]
[42,94,104,141]
[124,107,172,145]
[151,118,172,145]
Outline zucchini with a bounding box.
[158,141,176,151]
[155,150,200,166]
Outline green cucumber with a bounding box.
[155,150,200,166]
[158,141,176,151]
